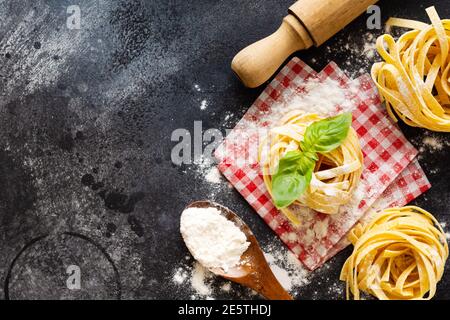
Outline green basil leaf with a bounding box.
[297,154,316,175]
[303,112,352,153]
[272,172,309,208]
[273,150,302,176]
[272,151,315,208]
[280,150,303,163]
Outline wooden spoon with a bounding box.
[185,200,293,300]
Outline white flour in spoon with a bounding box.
[180,207,250,272]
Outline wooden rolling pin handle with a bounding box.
[289,0,379,46]
[231,15,313,88]
[232,0,379,88]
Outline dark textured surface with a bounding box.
[0,0,449,300]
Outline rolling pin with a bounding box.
[231,0,379,88]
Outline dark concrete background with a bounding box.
[0,0,448,299]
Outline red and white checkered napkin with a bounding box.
[215,58,430,270]
[325,158,430,261]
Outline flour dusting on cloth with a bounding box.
[285,77,358,116]
[215,58,429,270]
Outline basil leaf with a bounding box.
[298,154,316,175]
[273,150,302,175]
[280,150,303,164]
[272,171,310,208]
[272,151,315,208]
[303,112,352,153]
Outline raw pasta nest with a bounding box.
[259,110,363,225]
[340,206,449,300]
[371,6,450,132]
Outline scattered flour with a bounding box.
[325,31,379,76]
[300,216,332,245]
[268,263,293,291]
[327,282,344,297]
[185,153,230,200]
[205,166,222,184]
[263,244,310,297]
[187,154,214,179]
[362,33,377,59]
[191,262,213,296]
[440,222,450,241]
[171,261,234,299]
[180,207,250,272]
[222,111,237,127]
[286,77,357,116]
[429,168,440,174]
[313,219,329,239]
[307,263,345,300]
[221,283,231,292]
[194,84,201,92]
[172,267,188,284]
[193,154,214,173]
[415,133,449,158]
[422,136,444,151]
[200,99,208,110]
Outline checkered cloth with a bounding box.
[215,58,430,270]
[324,158,430,262]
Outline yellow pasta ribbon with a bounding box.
[258,110,363,225]
[371,6,450,132]
[340,206,449,300]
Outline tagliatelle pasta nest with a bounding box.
[258,110,363,225]
[340,206,449,300]
[371,6,450,132]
